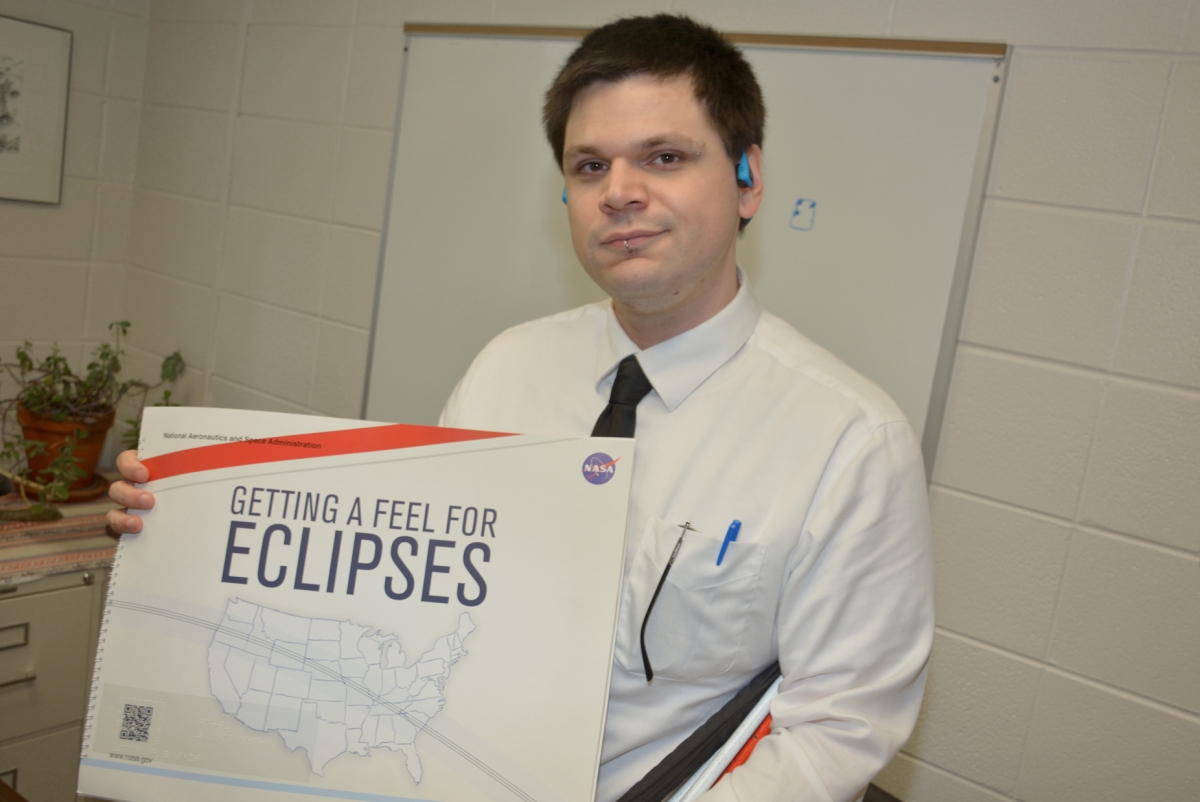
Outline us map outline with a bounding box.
[206,599,475,784]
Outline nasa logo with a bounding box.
[581,452,619,485]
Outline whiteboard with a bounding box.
[366,28,1007,472]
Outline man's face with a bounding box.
[561,74,762,342]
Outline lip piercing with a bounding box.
[624,239,632,253]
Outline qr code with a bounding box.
[120,704,153,742]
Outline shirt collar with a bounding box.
[594,268,762,412]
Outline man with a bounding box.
[110,15,933,802]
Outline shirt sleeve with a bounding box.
[437,379,463,428]
[437,343,485,428]
[702,420,934,802]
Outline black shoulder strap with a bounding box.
[615,661,782,802]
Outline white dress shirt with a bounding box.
[440,277,934,802]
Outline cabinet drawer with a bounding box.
[0,585,96,742]
[0,725,82,802]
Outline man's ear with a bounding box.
[738,144,764,220]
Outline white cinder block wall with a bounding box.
[0,0,147,400]
[1,0,1197,800]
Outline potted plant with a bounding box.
[0,321,184,521]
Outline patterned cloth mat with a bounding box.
[0,492,119,585]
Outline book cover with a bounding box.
[79,407,633,802]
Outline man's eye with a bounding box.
[578,161,605,174]
[651,152,683,166]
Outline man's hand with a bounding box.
[107,450,154,534]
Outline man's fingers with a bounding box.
[106,508,143,535]
[115,449,149,483]
[109,479,154,510]
[108,454,155,537]
[107,477,152,534]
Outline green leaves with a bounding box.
[0,433,72,508]
[16,342,33,373]
[43,429,88,500]
[1,322,187,517]
[4,322,185,419]
[122,388,180,451]
[161,352,185,383]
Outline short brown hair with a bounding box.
[543,15,765,170]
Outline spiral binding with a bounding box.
[80,533,127,756]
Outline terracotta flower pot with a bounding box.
[16,405,115,492]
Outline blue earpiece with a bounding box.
[736,152,753,187]
[562,187,568,204]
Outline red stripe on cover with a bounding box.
[142,424,516,480]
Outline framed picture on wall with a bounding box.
[0,14,72,204]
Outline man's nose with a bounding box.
[601,160,647,213]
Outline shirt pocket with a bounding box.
[614,517,766,682]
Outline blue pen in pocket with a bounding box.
[716,519,741,566]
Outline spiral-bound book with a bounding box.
[79,406,633,802]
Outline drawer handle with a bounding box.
[0,674,35,690]
[0,623,29,652]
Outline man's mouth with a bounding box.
[604,230,662,251]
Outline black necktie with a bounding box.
[591,355,653,438]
